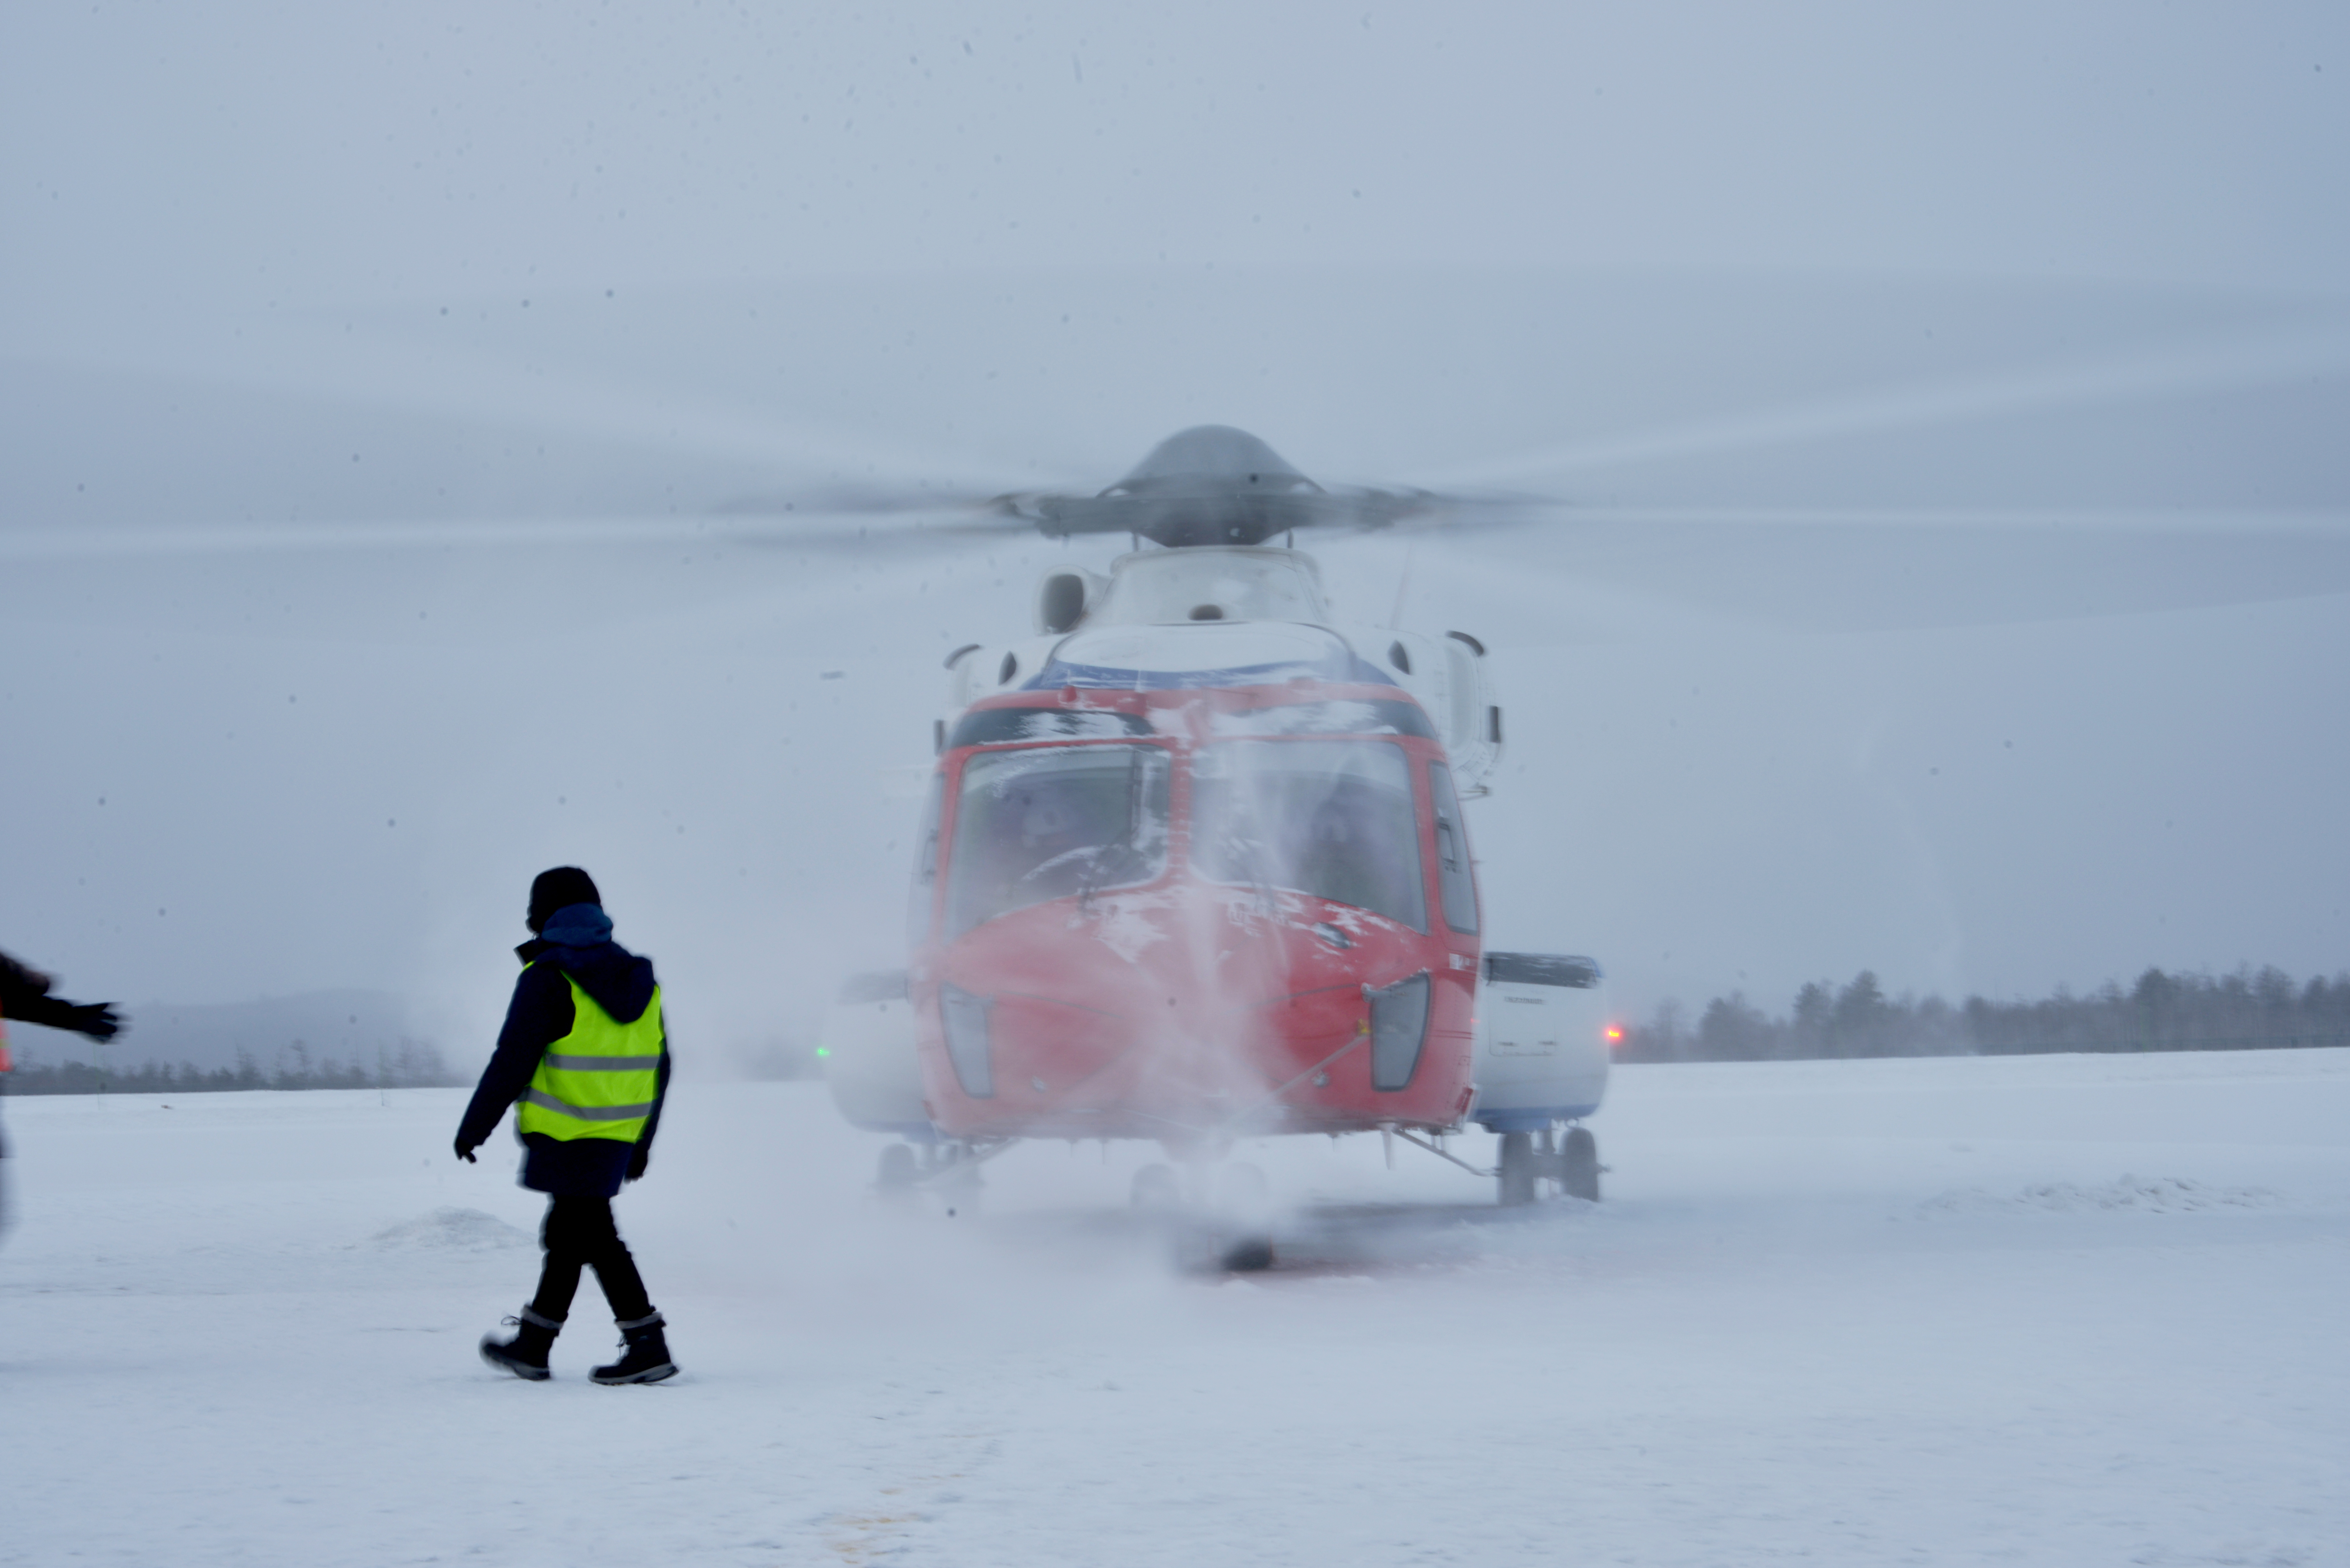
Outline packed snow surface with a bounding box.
[5,1048,2346,1566]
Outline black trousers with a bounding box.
[527,1195,654,1324]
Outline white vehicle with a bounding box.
[1470,952,1612,1204]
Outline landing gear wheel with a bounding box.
[1497,1131,1537,1207]
[1559,1125,1601,1202]
[1214,1162,1274,1272]
[876,1143,917,1190]
[1219,1233,1275,1272]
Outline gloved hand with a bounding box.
[454,1139,479,1164]
[64,1002,120,1041]
[625,1146,649,1182]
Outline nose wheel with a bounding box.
[1131,1158,1277,1272]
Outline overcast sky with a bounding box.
[6,2,2346,307]
[3,3,2345,1058]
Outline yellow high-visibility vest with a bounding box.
[516,971,664,1143]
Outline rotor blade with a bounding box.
[1416,309,2350,504]
[1365,500,2350,639]
[0,503,1029,563]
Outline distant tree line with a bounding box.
[1619,966,2350,1064]
[3,1039,461,1096]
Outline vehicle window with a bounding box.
[1428,761,1479,934]
[945,745,1171,935]
[1193,740,1427,931]
[1484,953,1601,988]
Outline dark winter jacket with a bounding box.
[453,906,671,1199]
[0,950,119,1039]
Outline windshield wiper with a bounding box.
[1077,750,1152,910]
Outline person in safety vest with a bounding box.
[455,868,677,1384]
[1,949,123,1240]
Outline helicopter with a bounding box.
[816,425,1617,1255]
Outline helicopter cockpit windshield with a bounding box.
[947,744,1173,935]
[1192,740,1427,931]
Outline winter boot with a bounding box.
[591,1311,678,1385]
[479,1305,563,1380]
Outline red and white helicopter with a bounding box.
[818,426,1614,1258]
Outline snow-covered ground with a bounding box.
[5,1048,2345,1567]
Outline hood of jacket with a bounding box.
[515,903,657,1025]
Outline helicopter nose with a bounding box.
[939,879,1386,1124]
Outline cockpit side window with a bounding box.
[1192,740,1427,932]
[1428,760,1479,934]
[945,744,1172,936]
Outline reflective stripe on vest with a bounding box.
[516,973,664,1143]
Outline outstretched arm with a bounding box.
[0,950,122,1040]
[453,965,572,1160]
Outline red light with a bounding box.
[1603,1025,1625,1047]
